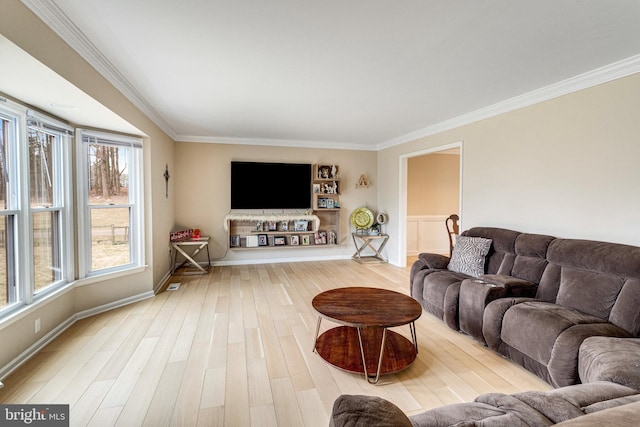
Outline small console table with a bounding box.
[171,237,211,274]
[351,233,389,263]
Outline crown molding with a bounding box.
[174,134,375,151]
[20,0,177,139]
[20,1,640,151]
[378,54,640,150]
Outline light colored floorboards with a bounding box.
[0,260,552,426]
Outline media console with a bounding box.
[226,164,341,250]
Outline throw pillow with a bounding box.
[447,235,492,277]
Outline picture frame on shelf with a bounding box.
[290,235,299,246]
[268,221,277,231]
[313,184,320,193]
[274,236,286,246]
[314,230,327,245]
[318,198,327,208]
[258,234,268,246]
[246,235,259,247]
[280,221,288,231]
[294,220,308,231]
[326,198,335,209]
[230,235,240,247]
[318,165,331,179]
[302,235,310,246]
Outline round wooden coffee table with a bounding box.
[312,287,422,383]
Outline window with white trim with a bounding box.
[77,129,144,276]
[28,112,73,295]
[0,110,18,312]
[0,100,72,314]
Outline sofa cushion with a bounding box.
[555,268,624,319]
[410,394,552,427]
[464,227,520,275]
[510,233,554,283]
[329,394,413,427]
[609,278,640,336]
[501,302,607,366]
[447,235,492,277]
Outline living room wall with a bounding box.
[378,72,640,266]
[0,1,175,375]
[173,142,377,264]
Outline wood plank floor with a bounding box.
[0,260,551,426]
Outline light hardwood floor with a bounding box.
[0,260,551,426]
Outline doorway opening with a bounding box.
[398,142,462,267]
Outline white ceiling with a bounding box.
[13,1,640,150]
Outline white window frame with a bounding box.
[76,129,144,278]
[27,110,74,297]
[0,99,73,316]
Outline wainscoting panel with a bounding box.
[406,215,450,256]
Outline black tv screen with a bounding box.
[231,161,312,209]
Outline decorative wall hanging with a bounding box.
[164,164,170,198]
[355,174,369,188]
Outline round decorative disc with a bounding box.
[350,207,374,229]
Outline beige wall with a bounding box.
[407,153,460,216]
[379,73,640,266]
[174,142,377,263]
[0,1,175,373]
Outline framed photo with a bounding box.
[246,235,259,247]
[302,235,310,246]
[230,235,240,247]
[268,221,277,231]
[256,222,263,232]
[318,165,331,179]
[290,235,299,246]
[314,231,327,245]
[313,183,320,193]
[326,198,335,209]
[280,221,289,231]
[274,236,286,246]
[294,220,308,231]
[318,198,327,208]
[258,234,268,246]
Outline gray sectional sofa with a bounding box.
[330,227,640,426]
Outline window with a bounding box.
[0,101,72,314]
[0,112,18,311]
[77,130,144,276]
[28,114,72,294]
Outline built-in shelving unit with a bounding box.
[226,164,341,250]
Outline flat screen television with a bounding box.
[231,161,312,209]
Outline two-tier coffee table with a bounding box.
[312,287,422,384]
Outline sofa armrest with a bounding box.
[418,253,450,270]
[579,337,640,392]
[458,275,538,344]
[330,394,413,427]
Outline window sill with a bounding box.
[76,265,149,287]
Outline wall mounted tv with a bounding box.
[231,161,312,209]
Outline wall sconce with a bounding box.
[355,174,369,188]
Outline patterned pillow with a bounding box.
[447,235,492,277]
